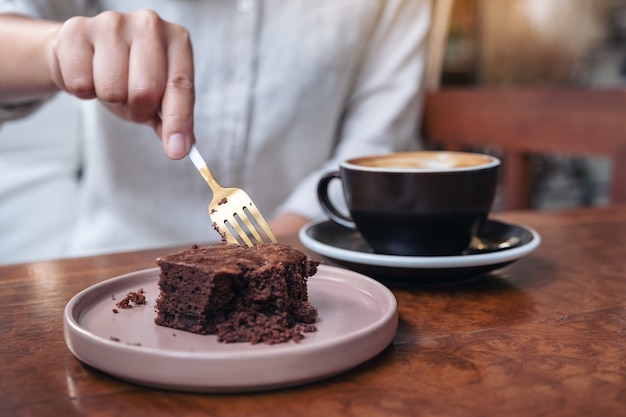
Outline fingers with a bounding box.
[50,10,195,160]
[51,12,132,104]
[126,11,167,123]
[91,12,129,105]
[160,24,195,160]
[50,16,97,99]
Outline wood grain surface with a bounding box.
[1,207,625,417]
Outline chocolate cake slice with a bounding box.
[154,243,319,344]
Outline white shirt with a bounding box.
[0,0,430,263]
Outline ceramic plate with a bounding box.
[299,219,541,285]
[64,265,397,392]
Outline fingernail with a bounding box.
[167,133,187,159]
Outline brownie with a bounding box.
[154,243,319,344]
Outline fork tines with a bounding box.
[218,204,278,247]
[189,145,278,247]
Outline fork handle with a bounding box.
[188,145,221,191]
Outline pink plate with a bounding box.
[64,265,397,392]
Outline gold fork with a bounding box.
[188,145,278,246]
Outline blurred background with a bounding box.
[440,0,626,209]
[2,1,624,212]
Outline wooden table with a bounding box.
[1,206,625,417]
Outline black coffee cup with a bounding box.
[317,151,500,256]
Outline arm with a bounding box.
[269,212,310,239]
[0,14,60,104]
[333,0,430,157]
[276,0,431,225]
[0,11,195,159]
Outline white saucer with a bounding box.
[299,218,541,285]
[64,265,397,392]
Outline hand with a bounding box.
[269,212,311,238]
[48,10,194,159]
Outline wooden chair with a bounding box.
[421,87,626,209]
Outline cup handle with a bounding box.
[317,171,357,229]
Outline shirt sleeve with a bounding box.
[0,101,45,122]
[0,0,88,20]
[276,0,431,220]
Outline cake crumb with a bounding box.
[116,288,147,309]
[212,222,228,242]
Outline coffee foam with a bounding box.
[349,152,497,171]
